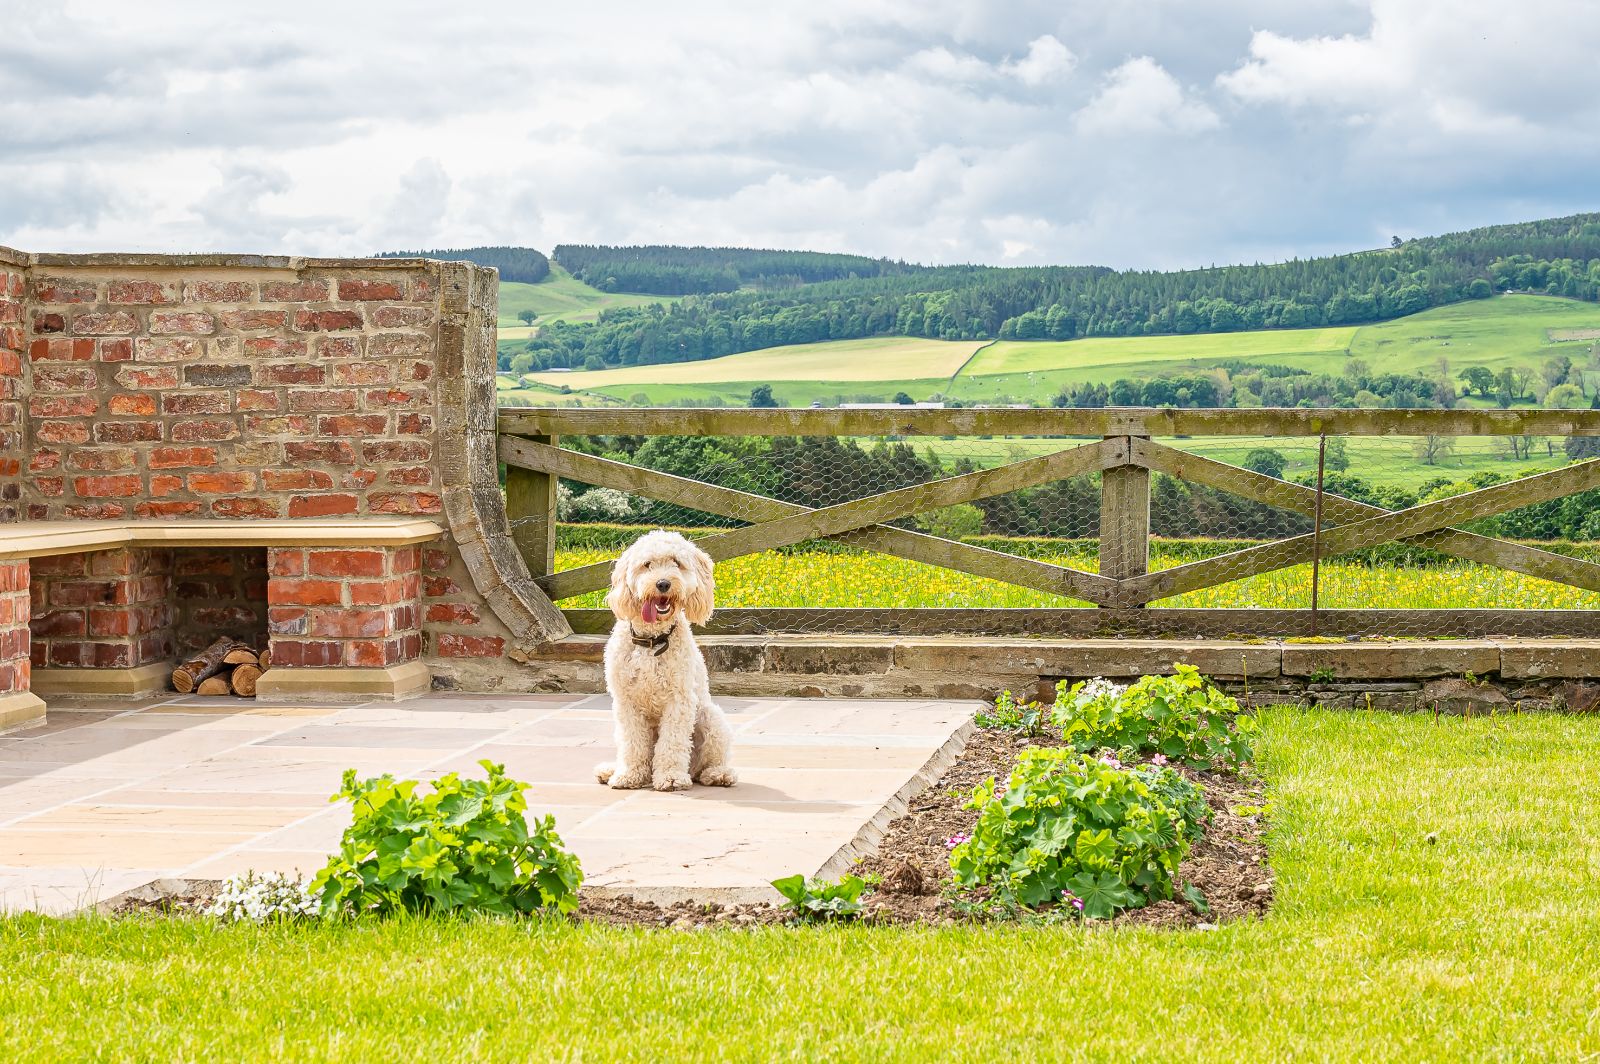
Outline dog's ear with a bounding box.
[606,544,638,621]
[683,541,715,625]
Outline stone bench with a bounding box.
[0,518,444,733]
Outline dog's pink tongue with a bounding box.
[642,600,659,623]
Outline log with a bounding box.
[258,647,271,669]
[172,637,239,694]
[223,646,260,667]
[230,664,262,698]
[196,674,233,696]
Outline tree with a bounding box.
[516,309,536,325]
[1244,448,1287,479]
[748,384,780,408]
[1413,435,1456,466]
[1324,437,1349,473]
[892,391,915,405]
[1545,383,1586,409]
[1391,235,1403,248]
[1458,365,1495,397]
[1542,354,1573,390]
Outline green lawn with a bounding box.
[3,709,1599,1060]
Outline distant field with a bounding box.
[497,265,676,330]
[498,295,1600,410]
[527,337,984,390]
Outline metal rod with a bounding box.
[1310,433,1328,636]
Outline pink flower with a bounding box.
[1151,753,1169,767]
[945,833,969,849]
[1099,754,1123,769]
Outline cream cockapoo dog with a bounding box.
[594,530,738,792]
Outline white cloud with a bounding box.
[1075,57,1220,136]
[0,1,1596,268]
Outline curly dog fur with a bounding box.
[594,530,738,792]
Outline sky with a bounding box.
[2,0,1598,270]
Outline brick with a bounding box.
[373,305,432,328]
[170,418,239,442]
[114,366,181,389]
[422,549,451,572]
[338,279,405,301]
[308,549,386,578]
[100,338,133,362]
[426,602,480,625]
[95,421,163,444]
[149,475,184,497]
[365,388,429,407]
[136,500,202,518]
[163,392,232,415]
[237,389,281,412]
[29,395,98,418]
[32,311,66,332]
[287,493,358,518]
[435,633,505,658]
[245,414,314,436]
[217,308,284,329]
[347,639,404,667]
[28,610,84,638]
[33,279,98,303]
[284,441,355,464]
[349,578,409,605]
[210,497,281,518]
[268,606,309,636]
[261,363,324,385]
[63,503,129,520]
[293,309,362,332]
[259,280,330,302]
[289,388,357,413]
[150,311,216,335]
[50,579,121,607]
[34,475,66,496]
[30,450,61,471]
[244,337,308,358]
[343,469,378,489]
[268,578,344,606]
[263,469,334,491]
[362,440,431,462]
[268,550,305,577]
[67,449,136,471]
[71,312,138,335]
[333,363,392,385]
[390,547,419,573]
[186,281,255,302]
[423,575,459,597]
[187,471,255,494]
[108,279,175,304]
[31,366,100,391]
[184,363,253,387]
[108,394,158,416]
[267,639,344,667]
[134,337,204,362]
[369,333,429,358]
[397,413,433,434]
[73,475,142,498]
[316,336,360,358]
[309,607,392,638]
[319,414,387,436]
[371,492,441,514]
[149,446,216,469]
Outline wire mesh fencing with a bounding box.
[499,409,1600,639]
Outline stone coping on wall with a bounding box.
[0,518,444,560]
[0,245,437,271]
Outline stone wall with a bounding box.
[0,249,25,524]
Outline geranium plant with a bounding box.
[1051,664,1257,771]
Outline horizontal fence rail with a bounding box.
[499,406,1600,639]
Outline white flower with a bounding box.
[1075,677,1127,706]
[205,870,318,923]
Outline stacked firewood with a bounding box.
[171,638,270,698]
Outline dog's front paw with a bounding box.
[653,772,692,792]
[694,765,738,787]
[608,768,652,789]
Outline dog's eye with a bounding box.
[671,558,684,569]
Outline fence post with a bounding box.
[1098,435,1150,589]
[505,433,559,578]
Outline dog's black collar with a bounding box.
[629,626,672,656]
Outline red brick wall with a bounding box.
[0,254,24,524]
[267,546,422,668]
[171,548,269,656]
[28,548,173,669]
[0,561,28,694]
[22,263,441,522]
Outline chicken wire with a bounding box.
[515,426,1600,638]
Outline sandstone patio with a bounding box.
[0,693,975,914]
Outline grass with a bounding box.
[551,544,1600,610]
[496,264,678,330]
[4,709,1599,1059]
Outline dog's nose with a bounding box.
[655,578,672,592]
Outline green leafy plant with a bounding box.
[950,750,1210,916]
[976,689,1048,737]
[1309,666,1337,684]
[310,760,582,919]
[771,873,868,922]
[1051,665,1257,771]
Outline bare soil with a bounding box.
[104,727,1271,929]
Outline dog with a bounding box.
[594,530,738,792]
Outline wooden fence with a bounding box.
[498,407,1600,638]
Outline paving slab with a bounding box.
[0,692,975,913]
